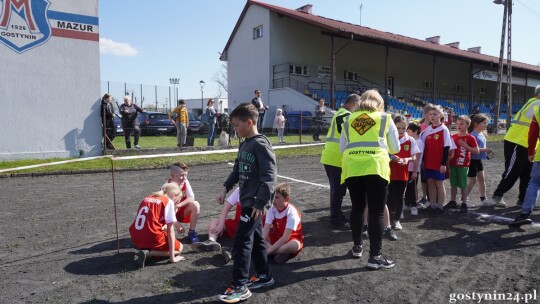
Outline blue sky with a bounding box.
[99,0,540,101]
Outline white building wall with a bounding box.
[0,0,100,160]
[227,5,270,112]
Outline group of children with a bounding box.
[127,100,498,303]
[129,103,304,303]
[382,103,496,238]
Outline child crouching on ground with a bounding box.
[129,183,185,268]
[263,183,304,264]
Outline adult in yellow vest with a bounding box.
[492,85,540,207]
[510,105,540,227]
[320,95,358,230]
[340,90,399,270]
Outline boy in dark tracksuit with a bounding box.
[217,103,277,303]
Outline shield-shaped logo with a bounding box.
[404,144,409,151]
[434,134,439,140]
[0,0,51,53]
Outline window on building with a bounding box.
[253,25,263,39]
[289,64,309,76]
[318,66,331,79]
[480,87,486,95]
[344,71,359,81]
[423,81,433,89]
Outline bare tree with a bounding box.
[213,63,228,97]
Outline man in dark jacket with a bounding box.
[100,93,115,150]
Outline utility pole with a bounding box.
[492,0,512,134]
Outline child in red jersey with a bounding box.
[129,182,185,268]
[263,183,304,264]
[420,105,453,216]
[445,115,479,213]
[417,104,434,208]
[388,115,419,231]
[167,162,201,243]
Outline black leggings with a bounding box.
[388,180,407,224]
[405,172,418,207]
[346,175,387,257]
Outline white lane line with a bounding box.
[0,155,112,173]
[471,211,540,228]
[226,162,329,189]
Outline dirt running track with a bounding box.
[1,140,539,304]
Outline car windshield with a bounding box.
[149,114,169,120]
[188,113,197,121]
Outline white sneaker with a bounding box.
[410,207,418,216]
[492,196,507,208]
[481,198,495,206]
[393,221,403,230]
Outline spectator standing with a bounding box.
[251,89,268,132]
[119,96,145,149]
[206,99,218,146]
[171,99,189,147]
[100,93,115,150]
[313,98,326,141]
[274,109,286,143]
[492,85,540,207]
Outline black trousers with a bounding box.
[404,172,418,207]
[493,140,532,202]
[123,124,140,148]
[232,206,270,287]
[346,175,387,257]
[388,180,407,224]
[103,118,115,148]
[324,164,348,224]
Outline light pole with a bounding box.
[492,0,512,133]
[200,80,205,115]
[169,77,180,108]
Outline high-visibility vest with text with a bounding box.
[341,111,391,184]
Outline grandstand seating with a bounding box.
[306,88,524,122]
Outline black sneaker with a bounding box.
[361,225,369,239]
[367,255,395,270]
[459,202,468,213]
[351,245,363,258]
[384,228,397,241]
[329,221,351,230]
[218,284,252,303]
[430,207,444,217]
[443,201,458,210]
[509,213,533,227]
[135,249,150,268]
[247,274,275,289]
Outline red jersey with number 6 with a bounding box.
[129,194,177,250]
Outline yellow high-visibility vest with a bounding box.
[320,107,351,167]
[505,97,540,147]
[532,106,540,162]
[341,111,391,184]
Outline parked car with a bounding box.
[113,116,123,136]
[188,112,206,135]
[137,112,176,136]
